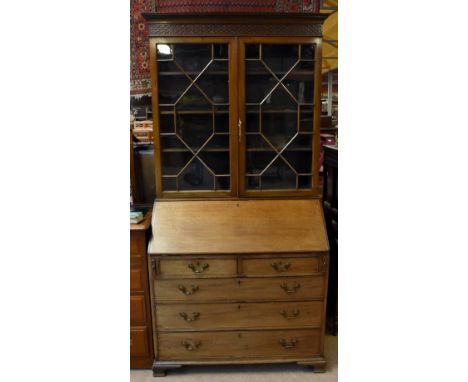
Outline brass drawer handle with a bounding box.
[271,261,290,272]
[280,282,300,294]
[178,284,199,295]
[188,261,210,274]
[278,338,298,349]
[280,308,300,319]
[181,340,201,351]
[179,312,200,322]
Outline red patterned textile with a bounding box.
[131,0,154,97]
[130,0,321,96]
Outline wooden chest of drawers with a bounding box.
[130,212,154,368]
[148,200,329,377]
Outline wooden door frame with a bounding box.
[149,36,239,199]
[237,36,322,198]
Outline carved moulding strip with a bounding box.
[148,23,322,37]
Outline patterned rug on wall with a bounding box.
[130,0,321,97]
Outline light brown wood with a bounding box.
[156,301,323,331]
[154,276,325,302]
[158,329,321,360]
[242,257,321,277]
[149,199,328,254]
[159,258,237,278]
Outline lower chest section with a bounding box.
[150,253,328,361]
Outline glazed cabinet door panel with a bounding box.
[150,38,238,198]
[239,38,322,197]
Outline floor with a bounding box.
[131,335,337,382]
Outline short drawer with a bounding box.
[158,258,237,278]
[130,327,150,357]
[243,257,321,277]
[158,329,320,360]
[130,268,144,291]
[154,276,325,302]
[130,295,147,325]
[156,301,323,330]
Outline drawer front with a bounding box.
[158,329,320,360]
[154,276,324,302]
[130,327,150,357]
[130,295,147,325]
[130,231,145,257]
[156,301,323,330]
[243,257,321,277]
[158,258,237,278]
[130,268,144,291]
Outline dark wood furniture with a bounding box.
[322,144,337,335]
[130,212,154,368]
[142,12,330,376]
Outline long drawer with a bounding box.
[156,301,323,330]
[158,329,321,360]
[154,276,325,302]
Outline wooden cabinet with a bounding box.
[130,212,154,368]
[148,199,329,376]
[142,12,329,377]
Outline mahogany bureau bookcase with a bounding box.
[142,12,330,377]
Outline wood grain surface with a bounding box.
[150,199,328,254]
[156,301,323,331]
[158,329,321,360]
[154,276,325,302]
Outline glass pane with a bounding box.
[246,105,260,133]
[300,44,316,60]
[162,177,177,191]
[157,43,231,193]
[283,149,312,174]
[246,176,260,190]
[261,157,296,190]
[298,175,312,189]
[179,158,214,191]
[199,151,230,175]
[160,135,188,151]
[177,86,211,110]
[213,44,228,59]
[262,44,299,74]
[246,150,276,175]
[176,112,213,151]
[262,107,297,150]
[245,61,275,104]
[244,43,314,191]
[158,61,191,105]
[216,176,230,190]
[157,44,173,60]
[173,44,211,76]
[246,44,259,59]
[214,107,229,133]
[159,112,175,134]
[300,105,314,132]
[283,61,314,104]
[162,151,192,176]
[197,61,229,104]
